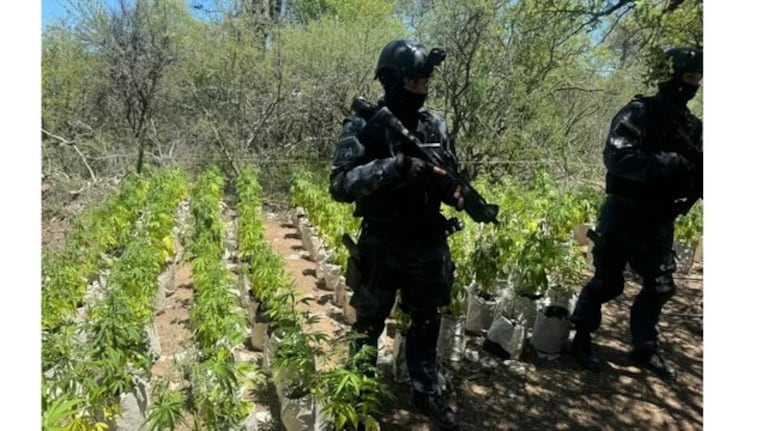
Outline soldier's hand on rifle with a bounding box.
[453,185,465,210]
[395,153,445,180]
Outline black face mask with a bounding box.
[659,78,700,105]
[384,84,427,122]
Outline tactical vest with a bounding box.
[604,94,699,202]
[354,108,453,232]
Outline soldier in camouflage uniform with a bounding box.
[329,39,464,429]
[570,47,703,380]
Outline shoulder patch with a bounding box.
[422,109,449,139]
[611,101,646,139]
[342,115,367,132]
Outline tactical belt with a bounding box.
[605,173,671,199]
[362,218,449,243]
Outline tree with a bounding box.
[39,0,702,188]
[73,0,182,174]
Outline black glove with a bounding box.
[395,153,431,181]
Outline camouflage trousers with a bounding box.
[348,227,454,394]
[571,202,678,350]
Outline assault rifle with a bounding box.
[666,117,703,216]
[639,94,703,216]
[352,97,499,224]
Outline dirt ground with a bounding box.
[151,263,195,380]
[151,263,197,431]
[373,273,703,431]
[41,177,120,250]
[261,210,352,368]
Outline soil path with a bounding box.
[261,209,351,369]
[149,201,196,431]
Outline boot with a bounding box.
[413,391,458,430]
[630,347,677,380]
[571,331,601,372]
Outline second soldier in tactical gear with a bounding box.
[329,39,464,430]
[570,46,703,380]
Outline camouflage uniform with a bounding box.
[571,47,703,380]
[329,39,462,430]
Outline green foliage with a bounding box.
[42,173,151,331]
[271,323,326,398]
[41,397,88,431]
[144,379,186,431]
[40,2,705,426]
[313,345,391,430]
[675,201,703,247]
[235,167,299,321]
[236,168,390,429]
[42,27,97,131]
[42,0,702,185]
[189,348,251,429]
[189,167,247,352]
[290,168,360,270]
[41,166,189,429]
[186,167,251,427]
[235,166,265,263]
[445,172,596,301]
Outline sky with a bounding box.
[42,0,68,27]
[42,0,221,28]
[6,1,767,429]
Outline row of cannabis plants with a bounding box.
[42,167,189,430]
[42,174,151,331]
[238,167,386,431]
[450,172,702,311]
[151,167,254,430]
[289,169,360,273]
[289,170,361,323]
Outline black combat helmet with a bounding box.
[375,39,446,81]
[664,46,703,76]
[653,46,703,103]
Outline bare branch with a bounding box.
[201,104,240,177]
[552,0,634,22]
[552,86,608,93]
[41,128,75,145]
[41,128,98,182]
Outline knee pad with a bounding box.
[587,276,624,303]
[651,275,677,303]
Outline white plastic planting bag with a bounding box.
[530,305,571,356]
[465,288,498,335]
[486,315,526,360]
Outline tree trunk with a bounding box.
[136,134,147,174]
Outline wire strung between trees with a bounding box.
[83,154,604,167]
